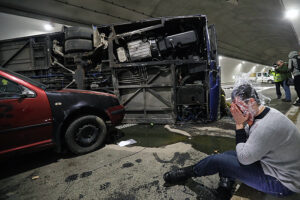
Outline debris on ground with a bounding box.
[31,176,39,180]
[164,125,191,137]
[117,139,137,147]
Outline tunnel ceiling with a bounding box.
[0,0,299,66]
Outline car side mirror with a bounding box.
[20,86,36,98]
[19,93,28,98]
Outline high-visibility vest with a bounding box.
[271,71,282,82]
[1,79,8,85]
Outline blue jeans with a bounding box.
[275,81,283,98]
[283,80,291,101]
[193,151,293,197]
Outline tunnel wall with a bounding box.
[220,56,270,83]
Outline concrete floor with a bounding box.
[1,83,300,200]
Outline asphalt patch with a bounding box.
[99,182,111,191]
[184,179,218,200]
[80,171,92,178]
[176,153,191,166]
[122,162,134,168]
[129,180,168,198]
[65,174,78,183]
[170,165,180,171]
[130,180,160,193]
[0,183,20,200]
[107,192,137,200]
[153,152,191,166]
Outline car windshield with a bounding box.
[0,68,48,90]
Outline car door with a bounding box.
[256,73,262,83]
[0,75,53,154]
[263,73,270,83]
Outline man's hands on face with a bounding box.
[230,102,249,130]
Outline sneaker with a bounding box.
[219,177,235,188]
[277,96,282,99]
[163,166,195,184]
[216,187,234,200]
[282,99,291,102]
[215,177,236,200]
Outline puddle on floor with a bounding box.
[189,135,235,154]
[117,125,235,154]
[117,125,186,148]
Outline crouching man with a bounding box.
[163,83,300,198]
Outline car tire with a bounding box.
[65,115,107,154]
[65,39,93,53]
[65,26,93,40]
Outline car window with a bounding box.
[0,76,36,99]
[263,73,269,77]
[0,68,47,90]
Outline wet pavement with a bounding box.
[118,125,235,155]
[0,142,220,200]
[1,84,300,200]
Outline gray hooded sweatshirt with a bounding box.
[236,108,300,193]
[288,51,300,77]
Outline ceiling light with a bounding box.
[285,9,299,20]
[44,24,54,31]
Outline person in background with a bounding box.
[288,51,300,106]
[0,78,8,92]
[275,60,292,102]
[272,63,284,99]
[163,83,300,199]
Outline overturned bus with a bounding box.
[0,15,220,124]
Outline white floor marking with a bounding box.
[115,124,137,129]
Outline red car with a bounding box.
[0,68,124,155]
